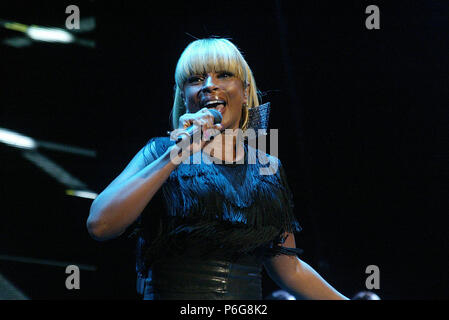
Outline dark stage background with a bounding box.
[0,0,448,300]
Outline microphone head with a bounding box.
[208,109,223,124]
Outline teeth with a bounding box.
[204,100,225,107]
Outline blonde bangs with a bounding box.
[171,38,260,129]
[175,39,248,89]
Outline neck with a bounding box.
[206,129,245,162]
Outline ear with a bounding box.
[180,90,187,107]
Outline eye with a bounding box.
[218,71,234,78]
[187,75,204,84]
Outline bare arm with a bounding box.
[86,143,179,241]
[264,233,349,300]
[87,109,223,241]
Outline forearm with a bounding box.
[266,255,348,300]
[87,146,178,240]
[286,258,348,300]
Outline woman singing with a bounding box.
[87,38,348,300]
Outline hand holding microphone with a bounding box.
[169,108,223,162]
[177,107,223,142]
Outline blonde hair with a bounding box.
[171,38,260,130]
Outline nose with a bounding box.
[201,74,218,93]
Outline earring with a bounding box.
[241,102,249,131]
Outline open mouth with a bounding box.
[202,100,227,114]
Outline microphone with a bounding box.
[176,109,222,142]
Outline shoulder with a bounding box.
[246,143,283,177]
[142,136,175,165]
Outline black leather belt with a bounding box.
[143,256,263,300]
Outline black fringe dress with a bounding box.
[135,136,302,300]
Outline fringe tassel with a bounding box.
[139,137,302,270]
